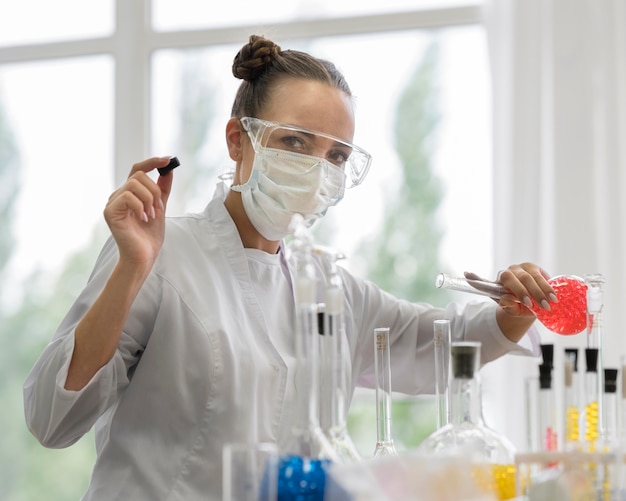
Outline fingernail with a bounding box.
[549,293,558,303]
[541,299,551,311]
[158,199,164,210]
[150,206,156,219]
[523,296,533,308]
[142,211,149,223]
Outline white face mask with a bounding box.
[230,147,346,241]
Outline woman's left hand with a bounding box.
[466,262,557,342]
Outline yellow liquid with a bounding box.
[565,405,579,442]
[472,464,518,500]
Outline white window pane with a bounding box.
[0,0,114,46]
[152,0,479,32]
[152,27,492,280]
[1,57,114,303]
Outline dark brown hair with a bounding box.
[230,34,352,118]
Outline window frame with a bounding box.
[0,0,482,185]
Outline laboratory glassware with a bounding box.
[435,273,588,335]
[585,274,605,437]
[600,368,619,445]
[537,344,558,452]
[434,319,451,429]
[417,341,517,500]
[621,356,626,444]
[598,368,619,501]
[584,348,600,452]
[222,442,278,501]
[280,217,338,500]
[373,327,398,458]
[525,375,540,453]
[563,348,581,450]
[315,246,361,462]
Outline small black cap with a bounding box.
[564,348,579,372]
[605,368,618,393]
[540,344,554,367]
[539,364,553,389]
[451,342,480,379]
[158,156,180,175]
[317,303,325,335]
[585,348,598,373]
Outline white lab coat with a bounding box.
[23,183,535,500]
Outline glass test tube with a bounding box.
[373,327,398,457]
[584,348,600,452]
[563,348,581,450]
[538,344,557,452]
[318,247,361,462]
[601,368,619,444]
[433,319,451,429]
[525,375,540,452]
[585,274,605,438]
[621,357,626,444]
[599,368,619,501]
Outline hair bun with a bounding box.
[232,35,282,81]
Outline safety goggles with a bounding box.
[240,116,372,189]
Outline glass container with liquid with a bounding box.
[417,341,517,500]
[563,348,581,450]
[280,218,338,500]
[436,273,588,335]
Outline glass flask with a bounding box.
[372,327,398,458]
[315,246,362,462]
[417,341,517,500]
[280,217,338,501]
[436,273,588,335]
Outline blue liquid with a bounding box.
[277,455,331,501]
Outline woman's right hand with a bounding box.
[104,157,174,269]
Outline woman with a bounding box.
[24,34,555,500]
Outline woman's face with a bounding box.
[237,78,356,185]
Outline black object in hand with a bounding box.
[158,156,180,176]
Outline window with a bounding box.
[0,2,492,497]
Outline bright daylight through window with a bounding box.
[0,1,491,499]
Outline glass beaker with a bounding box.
[222,442,278,501]
[435,273,588,335]
[417,341,517,500]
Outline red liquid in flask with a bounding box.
[532,275,587,335]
